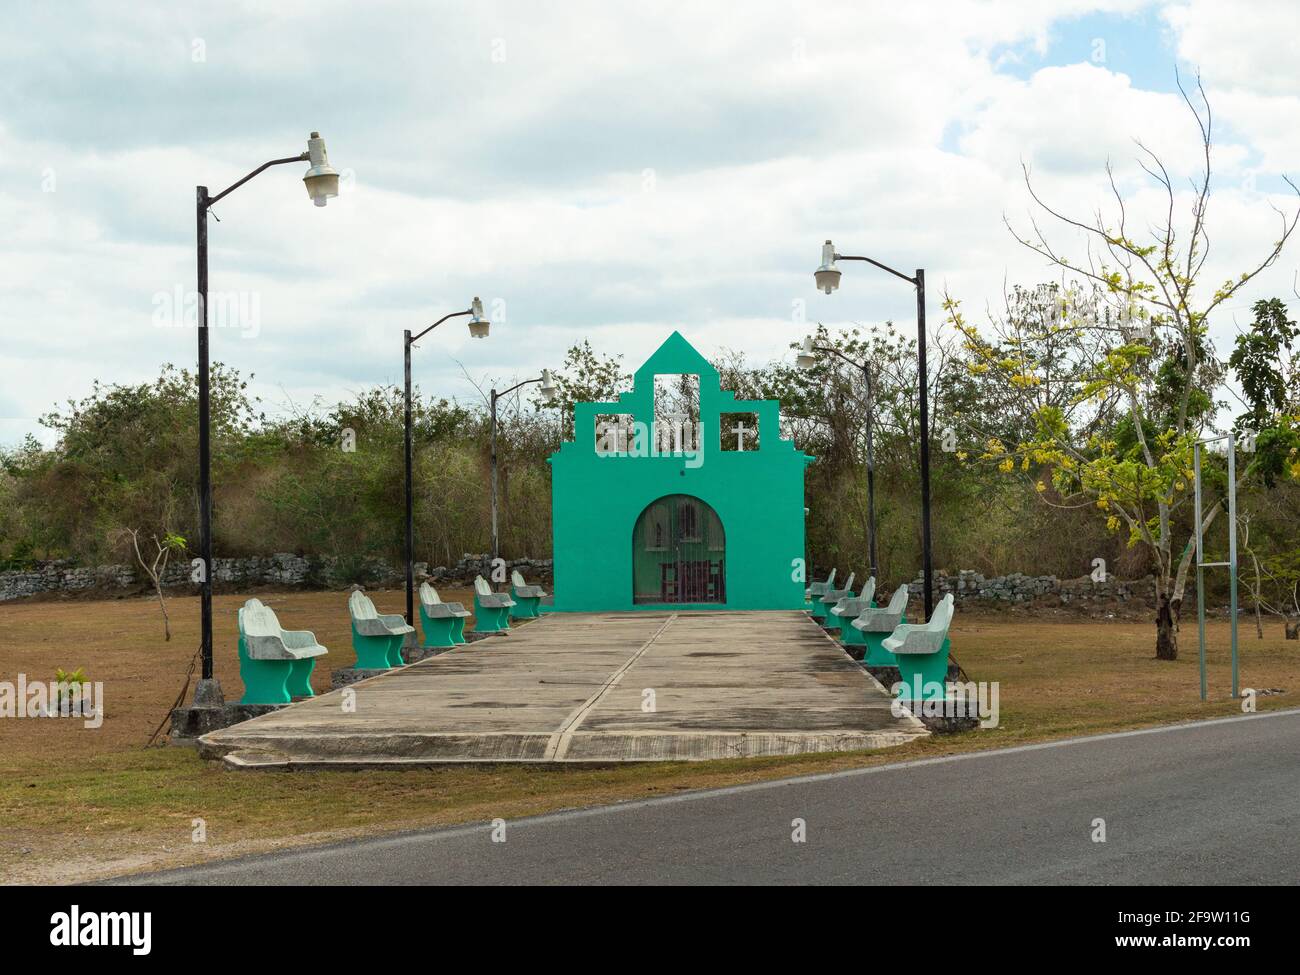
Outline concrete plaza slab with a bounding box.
[198,611,927,768]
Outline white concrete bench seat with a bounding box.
[349,590,414,669]
[237,598,327,704]
[830,577,877,647]
[805,568,836,602]
[419,582,471,647]
[473,574,516,633]
[510,571,546,599]
[850,586,912,665]
[851,586,911,633]
[242,602,328,661]
[882,594,953,655]
[882,594,956,703]
[813,571,855,620]
[830,577,877,621]
[510,570,547,619]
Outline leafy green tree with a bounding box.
[23,363,258,562]
[1229,297,1300,637]
[543,341,631,441]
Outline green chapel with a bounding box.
[548,331,813,611]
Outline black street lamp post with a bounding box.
[193,133,339,695]
[403,300,490,625]
[815,241,933,619]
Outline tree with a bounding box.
[965,76,1300,659]
[30,363,259,562]
[116,528,187,640]
[543,341,631,442]
[1229,297,1300,637]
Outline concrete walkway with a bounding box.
[199,610,926,768]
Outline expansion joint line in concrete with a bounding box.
[543,613,678,760]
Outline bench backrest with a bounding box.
[825,568,836,587]
[474,575,492,596]
[842,571,855,592]
[242,601,284,640]
[419,582,442,606]
[927,593,955,633]
[511,570,526,588]
[237,597,266,635]
[885,586,909,615]
[859,577,876,606]
[349,590,379,621]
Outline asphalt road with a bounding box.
[120,709,1300,885]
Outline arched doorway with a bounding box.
[632,495,725,604]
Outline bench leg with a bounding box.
[839,617,867,646]
[239,658,292,705]
[510,594,540,619]
[893,638,951,702]
[451,616,467,643]
[420,609,458,648]
[386,634,407,668]
[286,658,316,698]
[862,617,906,665]
[474,599,509,633]
[351,625,395,670]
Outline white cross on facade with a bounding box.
[732,420,751,451]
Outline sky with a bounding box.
[2,0,1299,446]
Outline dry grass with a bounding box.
[0,590,1295,882]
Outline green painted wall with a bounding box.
[548,331,813,611]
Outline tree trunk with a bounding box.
[1155,590,1179,661]
[155,581,171,641]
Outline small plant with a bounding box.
[116,528,187,641]
[53,667,88,714]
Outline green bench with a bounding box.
[348,590,415,669]
[882,594,955,702]
[419,582,471,647]
[472,575,515,633]
[850,586,911,664]
[237,598,328,704]
[829,577,876,647]
[814,571,855,621]
[805,568,836,612]
[509,570,547,619]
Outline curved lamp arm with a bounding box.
[410,308,474,346]
[833,253,919,287]
[494,376,544,403]
[207,153,309,208]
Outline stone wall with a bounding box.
[903,569,1157,605]
[0,561,137,602]
[0,553,554,602]
[1,558,1172,607]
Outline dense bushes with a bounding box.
[0,334,1295,608]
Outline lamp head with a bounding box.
[796,336,818,370]
[539,368,557,404]
[302,132,339,207]
[468,296,490,338]
[814,239,841,294]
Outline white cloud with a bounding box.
[1,0,1297,448]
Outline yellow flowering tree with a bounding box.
[951,79,1300,659]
